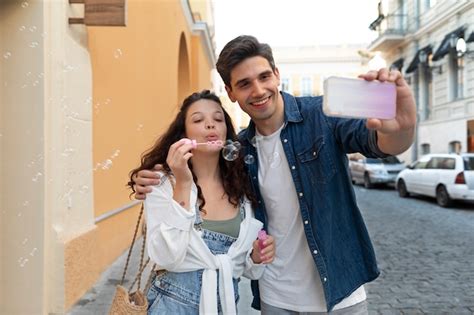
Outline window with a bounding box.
[420,60,433,120]
[421,0,437,13]
[427,157,455,169]
[440,158,456,170]
[300,77,312,96]
[421,143,431,155]
[366,158,382,164]
[448,141,461,154]
[426,158,439,169]
[448,50,464,100]
[414,161,428,169]
[281,78,290,92]
[381,156,402,164]
[463,156,474,170]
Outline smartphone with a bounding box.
[323,76,396,120]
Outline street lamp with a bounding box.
[455,37,474,59]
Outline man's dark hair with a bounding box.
[216,35,276,88]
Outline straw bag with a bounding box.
[108,204,156,315]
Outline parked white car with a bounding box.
[349,156,406,188]
[396,153,474,207]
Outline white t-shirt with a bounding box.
[256,125,366,312]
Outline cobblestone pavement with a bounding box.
[356,185,474,315]
[69,185,474,314]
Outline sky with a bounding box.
[214,0,380,51]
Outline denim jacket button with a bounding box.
[299,192,303,197]
[291,165,295,170]
[283,139,288,143]
[313,250,318,254]
[304,220,308,224]
[323,277,327,282]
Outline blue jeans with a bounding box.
[147,229,240,314]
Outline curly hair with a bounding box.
[128,90,257,212]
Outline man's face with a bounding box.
[225,56,283,127]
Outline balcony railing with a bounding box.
[368,12,410,51]
[369,14,408,36]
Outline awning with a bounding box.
[390,58,404,71]
[406,45,432,74]
[467,31,474,43]
[432,26,466,61]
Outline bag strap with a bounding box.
[120,203,145,286]
[120,202,158,293]
[127,222,158,292]
[129,219,148,291]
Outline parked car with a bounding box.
[349,155,405,188]
[396,153,474,207]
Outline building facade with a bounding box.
[368,0,474,163]
[273,44,372,97]
[0,0,215,313]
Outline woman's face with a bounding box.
[184,99,227,153]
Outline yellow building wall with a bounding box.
[64,0,213,308]
[191,35,213,91]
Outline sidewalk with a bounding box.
[68,239,259,314]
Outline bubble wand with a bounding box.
[258,229,268,249]
[184,139,224,148]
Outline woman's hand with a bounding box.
[166,138,195,187]
[251,235,275,264]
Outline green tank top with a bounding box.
[201,211,242,238]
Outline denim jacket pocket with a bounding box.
[297,136,336,184]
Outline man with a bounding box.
[133,35,416,314]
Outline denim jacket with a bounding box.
[239,92,389,312]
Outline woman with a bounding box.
[129,90,275,314]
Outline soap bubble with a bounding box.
[244,154,255,165]
[250,136,262,147]
[222,143,239,161]
[269,152,281,168]
[233,141,241,150]
[102,159,113,170]
[114,49,123,59]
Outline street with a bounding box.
[357,185,474,314]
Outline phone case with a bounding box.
[323,76,396,119]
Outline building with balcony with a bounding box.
[368,0,474,163]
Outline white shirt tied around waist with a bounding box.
[145,172,265,315]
